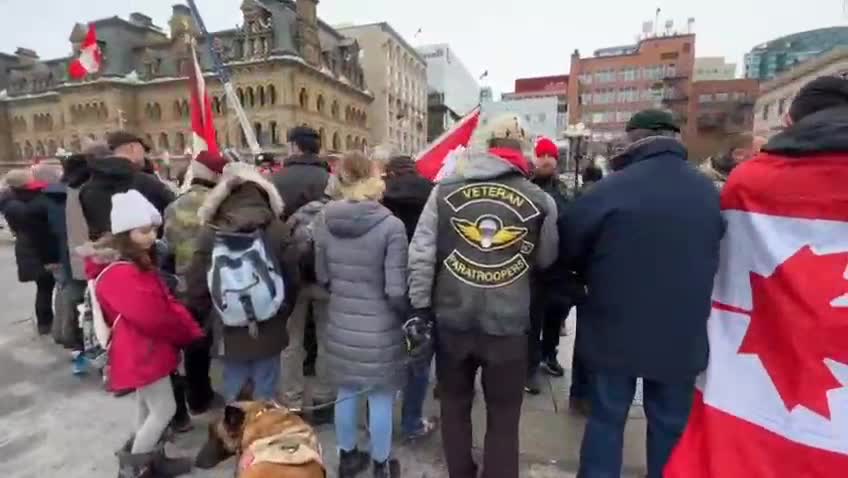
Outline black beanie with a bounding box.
[789,76,848,122]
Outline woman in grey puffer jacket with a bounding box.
[314,152,408,478]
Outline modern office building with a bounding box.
[502,74,569,135]
[336,22,428,154]
[480,96,560,140]
[754,47,848,138]
[744,26,848,81]
[694,57,737,81]
[418,43,479,116]
[567,33,696,140]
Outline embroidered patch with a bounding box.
[444,182,541,221]
[444,250,530,288]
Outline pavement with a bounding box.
[0,241,649,478]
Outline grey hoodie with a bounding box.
[314,200,408,389]
[408,150,558,336]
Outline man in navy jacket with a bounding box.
[559,110,724,478]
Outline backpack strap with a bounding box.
[90,261,133,349]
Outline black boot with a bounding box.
[372,458,400,478]
[116,450,155,478]
[339,448,370,478]
[151,446,193,477]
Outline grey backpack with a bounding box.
[207,230,286,337]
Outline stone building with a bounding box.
[0,0,373,168]
[336,23,428,155]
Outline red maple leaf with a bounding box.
[735,245,848,418]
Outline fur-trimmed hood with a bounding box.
[198,162,284,228]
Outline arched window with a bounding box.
[145,134,155,148]
[345,106,351,122]
[247,87,255,108]
[176,132,186,153]
[331,100,339,119]
[299,88,309,109]
[153,103,162,121]
[316,95,325,114]
[332,132,341,151]
[362,112,367,127]
[35,141,45,157]
[159,132,170,152]
[100,102,108,119]
[268,85,277,105]
[183,99,190,117]
[258,86,266,107]
[237,88,245,106]
[255,123,263,145]
[346,135,352,150]
[173,100,182,118]
[318,127,326,147]
[24,141,33,158]
[270,121,279,145]
[47,139,57,155]
[14,143,21,160]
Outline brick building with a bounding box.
[687,79,759,160]
[567,34,695,142]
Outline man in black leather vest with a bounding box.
[408,114,558,478]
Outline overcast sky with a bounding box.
[0,0,844,95]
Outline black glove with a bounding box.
[403,308,435,360]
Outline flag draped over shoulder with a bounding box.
[188,43,218,155]
[415,107,480,181]
[665,154,848,478]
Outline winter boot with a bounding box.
[116,450,155,478]
[152,443,193,477]
[338,448,370,478]
[372,458,401,478]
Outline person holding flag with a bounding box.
[665,76,848,478]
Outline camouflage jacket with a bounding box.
[164,182,213,276]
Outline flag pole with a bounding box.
[186,0,261,157]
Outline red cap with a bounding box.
[535,137,559,159]
[194,151,228,174]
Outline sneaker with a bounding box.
[71,352,90,376]
[524,372,542,395]
[540,357,565,377]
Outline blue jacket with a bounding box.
[559,137,724,381]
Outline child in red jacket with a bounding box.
[91,190,203,477]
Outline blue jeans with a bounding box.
[335,386,394,463]
[221,356,281,402]
[578,373,695,478]
[401,356,432,436]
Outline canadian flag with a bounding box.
[665,154,848,477]
[68,24,102,80]
[416,106,480,181]
[188,43,218,155]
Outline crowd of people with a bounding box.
[1,73,845,478]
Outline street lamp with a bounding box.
[564,123,592,194]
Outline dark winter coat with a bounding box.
[43,183,70,279]
[271,154,330,219]
[79,156,175,240]
[315,198,408,390]
[4,186,61,282]
[532,173,580,308]
[559,136,724,381]
[185,163,299,362]
[382,170,433,241]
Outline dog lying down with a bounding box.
[196,401,325,478]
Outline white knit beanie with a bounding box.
[110,189,162,234]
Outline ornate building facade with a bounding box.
[0,0,373,167]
